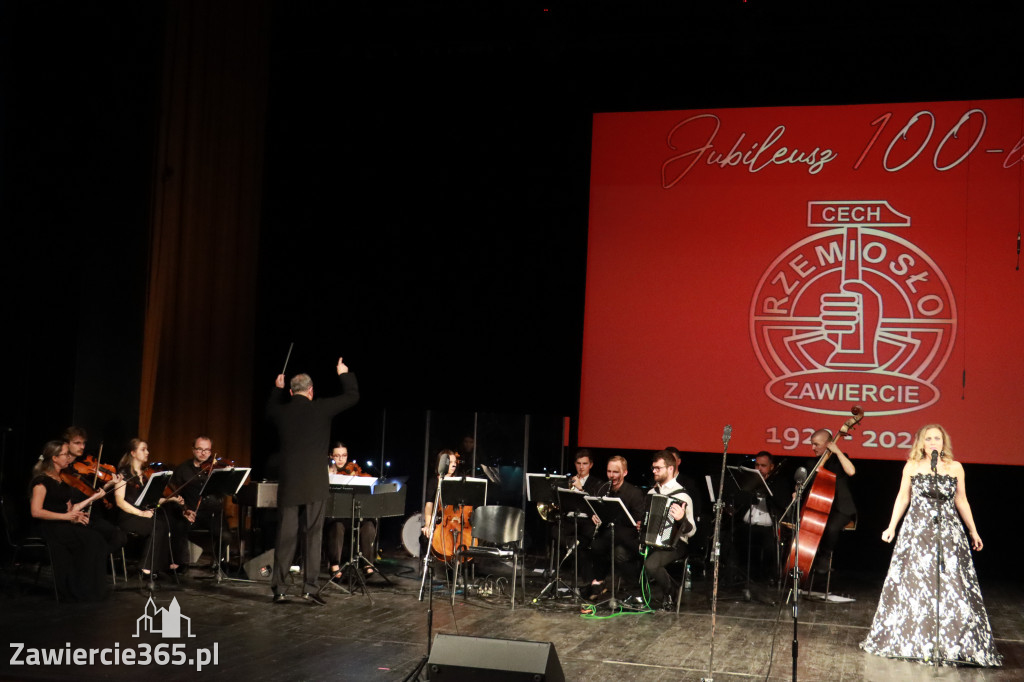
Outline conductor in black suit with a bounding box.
[266,356,359,604]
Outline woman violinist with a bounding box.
[114,439,190,578]
[29,440,110,601]
[324,442,378,579]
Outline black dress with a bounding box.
[117,468,184,572]
[31,475,110,602]
[860,474,1001,666]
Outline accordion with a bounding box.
[643,492,693,549]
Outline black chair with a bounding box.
[451,505,527,610]
[1,494,59,601]
[671,523,710,613]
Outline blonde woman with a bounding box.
[860,425,1001,666]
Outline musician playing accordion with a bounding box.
[643,450,696,610]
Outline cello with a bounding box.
[430,503,475,563]
[785,405,864,587]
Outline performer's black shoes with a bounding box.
[303,592,326,606]
[273,593,289,604]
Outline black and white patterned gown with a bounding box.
[860,473,1001,666]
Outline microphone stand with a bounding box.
[703,425,732,682]
[407,461,448,682]
[785,469,808,682]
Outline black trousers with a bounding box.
[272,500,326,594]
[119,512,170,572]
[644,542,688,601]
[589,524,640,588]
[325,518,377,567]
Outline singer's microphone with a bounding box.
[437,452,450,476]
[930,449,939,473]
[794,467,808,486]
[723,425,733,445]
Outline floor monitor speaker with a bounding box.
[426,633,564,681]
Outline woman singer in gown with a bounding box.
[860,424,1001,666]
[29,440,111,601]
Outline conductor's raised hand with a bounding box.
[336,357,349,375]
[275,374,285,389]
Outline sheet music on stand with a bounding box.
[726,466,771,496]
[134,471,172,508]
[584,495,638,528]
[525,472,565,504]
[440,476,487,508]
[558,487,591,519]
[329,474,377,487]
[202,467,252,498]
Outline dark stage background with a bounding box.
[2,1,1021,578]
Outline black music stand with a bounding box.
[327,483,408,598]
[555,487,592,601]
[193,468,250,582]
[528,475,574,601]
[585,495,638,610]
[438,477,486,596]
[726,465,777,603]
[134,471,173,593]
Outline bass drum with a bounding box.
[402,513,425,557]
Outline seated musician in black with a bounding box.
[63,426,127,553]
[587,455,645,600]
[166,436,232,571]
[29,440,110,601]
[736,451,791,582]
[421,449,460,537]
[115,438,189,577]
[325,442,378,579]
[807,429,856,574]
[642,450,696,609]
[559,449,603,584]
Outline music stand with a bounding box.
[193,467,250,582]
[440,476,487,508]
[340,483,407,595]
[438,477,486,597]
[729,462,774,602]
[527,474,567,598]
[585,495,638,610]
[555,487,592,600]
[134,471,172,593]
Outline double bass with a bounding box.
[785,406,864,587]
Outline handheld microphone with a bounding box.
[930,449,939,473]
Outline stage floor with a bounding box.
[2,552,1020,681]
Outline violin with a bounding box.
[339,461,372,477]
[72,455,117,482]
[60,471,108,505]
[66,445,117,509]
[785,405,865,587]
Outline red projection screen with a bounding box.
[580,99,1024,464]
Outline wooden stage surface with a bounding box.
[2,552,1020,681]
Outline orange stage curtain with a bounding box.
[139,0,270,468]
